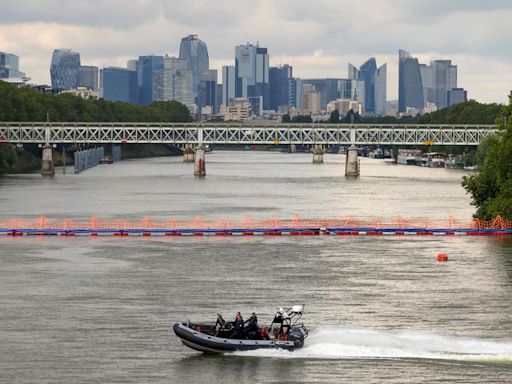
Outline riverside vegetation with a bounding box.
[0,80,190,173]
[462,94,512,220]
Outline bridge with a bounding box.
[0,122,497,177]
[0,122,498,145]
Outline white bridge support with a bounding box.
[345,127,360,177]
[312,145,324,164]
[345,145,360,177]
[41,144,54,176]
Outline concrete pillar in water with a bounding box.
[312,145,324,164]
[41,144,55,176]
[345,144,360,177]
[289,144,297,153]
[194,145,206,177]
[183,145,195,162]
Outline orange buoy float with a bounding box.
[437,253,449,262]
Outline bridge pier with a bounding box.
[183,145,195,162]
[289,144,297,153]
[194,145,206,177]
[345,145,360,177]
[312,145,324,164]
[41,144,55,176]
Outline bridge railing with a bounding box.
[0,122,498,145]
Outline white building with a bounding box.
[326,98,363,116]
[220,98,252,121]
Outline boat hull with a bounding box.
[173,323,301,353]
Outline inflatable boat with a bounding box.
[173,305,308,353]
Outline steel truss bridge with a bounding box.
[0,122,498,146]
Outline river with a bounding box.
[0,151,511,383]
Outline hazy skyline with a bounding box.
[0,0,511,103]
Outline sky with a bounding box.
[0,0,511,103]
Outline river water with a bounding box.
[0,151,511,383]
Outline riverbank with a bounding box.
[0,143,183,175]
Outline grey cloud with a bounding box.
[0,0,161,27]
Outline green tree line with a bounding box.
[0,80,191,122]
[462,94,512,219]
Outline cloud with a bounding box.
[0,0,511,103]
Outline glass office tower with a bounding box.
[50,49,81,90]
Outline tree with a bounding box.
[462,95,512,219]
[329,109,340,123]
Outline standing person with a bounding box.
[230,312,245,339]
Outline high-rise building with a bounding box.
[222,65,236,107]
[398,49,424,113]
[300,78,342,110]
[179,35,209,101]
[339,79,365,107]
[235,43,269,111]
[101,67,138,104]
[0,51,26,79]
[50,49,81,90]
[153,56,194,107]
[430,60,457,109]
[215,84,223,113]
[79,65,99,90]
[417,57,460,110]
[447,88,467,106]
[136,55,164,105]
[269,64,295,112]
[348,58,387,115]
[302,90,321,114]
[198,69,218,113]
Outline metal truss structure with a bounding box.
[0,122,498,146]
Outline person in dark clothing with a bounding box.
[245,312,258,331]
[230,312,245,339]
[245,312,259,339]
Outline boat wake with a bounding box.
[234,326,512,363]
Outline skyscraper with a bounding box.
[79,65,99,90]
[348,58,387,115]
[136,55,164,105]
[269,64,295,112]
[398,49,424,113]
[222,65,236,107]
[198,69,218,113]
[418,58,459,110]
[0,51,26,79]
[235,43,269,111]
[153,56,194,107]
[179,35,209,102]
[300,78,342,110]
[102,67,138,104]
[430,60,457,109]
[50,49,81,90]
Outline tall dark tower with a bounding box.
[398,49,424,113]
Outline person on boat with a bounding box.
[245,312,258,330]
[245,312,259,339]
[230,312,245,339]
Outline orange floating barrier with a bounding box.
[437,253,449,262]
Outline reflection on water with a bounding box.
[0,152,511,383]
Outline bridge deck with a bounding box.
[0,123,498,145]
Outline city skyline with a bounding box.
[0,0,511,103]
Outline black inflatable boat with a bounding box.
[173,305,308,353]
